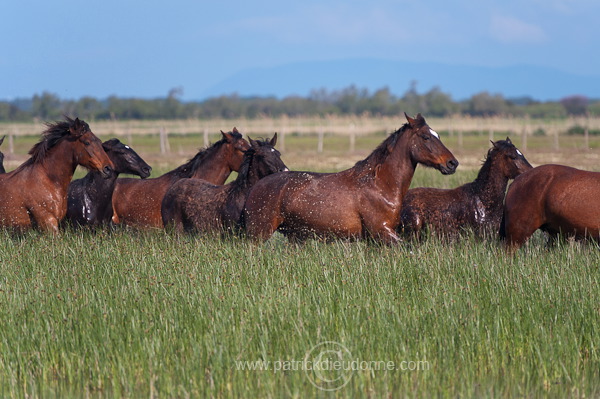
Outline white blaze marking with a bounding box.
[516,149,522,156]
[125,145,130,149]
[429,129,439,139]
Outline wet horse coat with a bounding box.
[66,139,152,227]
[0,117,113,233]
[400,138,532,238]
[501,164,600,249]
[243,113,458,244]
[111,129,250,228]
[161,134,287,233]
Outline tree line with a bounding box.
[1,84,598,122]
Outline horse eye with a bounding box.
[422,134,430,141]
[83,140,90,146]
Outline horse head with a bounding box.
[102,138,152,178]
[247,133,289,178]
[69,117,114,178]
[490,137,532,179]
[404,113,458,175]
[221,127,251,172]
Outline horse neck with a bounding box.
[86,170,118,194]
[228,157,259,200]
[360,133,416,199]
[471,155,510,206]
[190,145,232,184]
[35,143,80,192]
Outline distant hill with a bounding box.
[200,58,600,102]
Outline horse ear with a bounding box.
[221,131,233,143]
[506,136,512,144]
[69,118,84,137]
[232,127,239,134]
[269,132,278,147]
[249,137,259,148]
[0,135,5,146]
[404,112,416,126]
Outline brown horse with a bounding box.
[501,164,600,249]
[111,128,250,228]
[0,135,6,174]
[243,113,459,244]
[161,134,288,234]
[0,117,113,233]
[400,138,532,238]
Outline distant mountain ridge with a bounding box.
[200,58,600,102]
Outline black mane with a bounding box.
[167,130,243,178]
[474,139,514,183]
[15,116,88,172]
[352,124,405,176]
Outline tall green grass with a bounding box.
[0,226,598,397]
[0,133,598,397]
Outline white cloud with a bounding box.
[490,15,547,44]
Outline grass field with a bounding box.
[0,129,599,397]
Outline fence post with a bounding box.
[159,127,170,154]
[279,127,286,152]
[317,129,324,153]
[203,128,209,148]
[9,129,15,154]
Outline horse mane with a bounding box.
[167,130,243,178]
[351,123,406,177]
[229,138,271,193]
[14,116,87,172]
[469,139,514,189]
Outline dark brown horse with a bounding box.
[161,134,288,233]
[0,117,113,233]
[400,138,532,238]
[501,164,600,249]
[0,136,6,174]
[243,113,459,244]
[66,139,152,227]
[111,128,250,228]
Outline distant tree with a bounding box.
[522,102,567,118]
[560,95,588,116]
[31,92,63,120]
[587,100,600,117]
[465,92,510,116]
[422,87,457,116]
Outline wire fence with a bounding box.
[1,115,599,155]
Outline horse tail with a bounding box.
[498,210,506,240]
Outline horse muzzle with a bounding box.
[101,165,114,179]
[439,158,459,175]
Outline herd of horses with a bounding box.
[0,114,598,251]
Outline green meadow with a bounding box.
[0,130,598,398]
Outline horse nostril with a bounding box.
[448,159,459,169]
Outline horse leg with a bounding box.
[365,219,401,245]
[503,209,542,251]
[34,212,60,234]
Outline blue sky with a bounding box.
[1,0,598,100]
